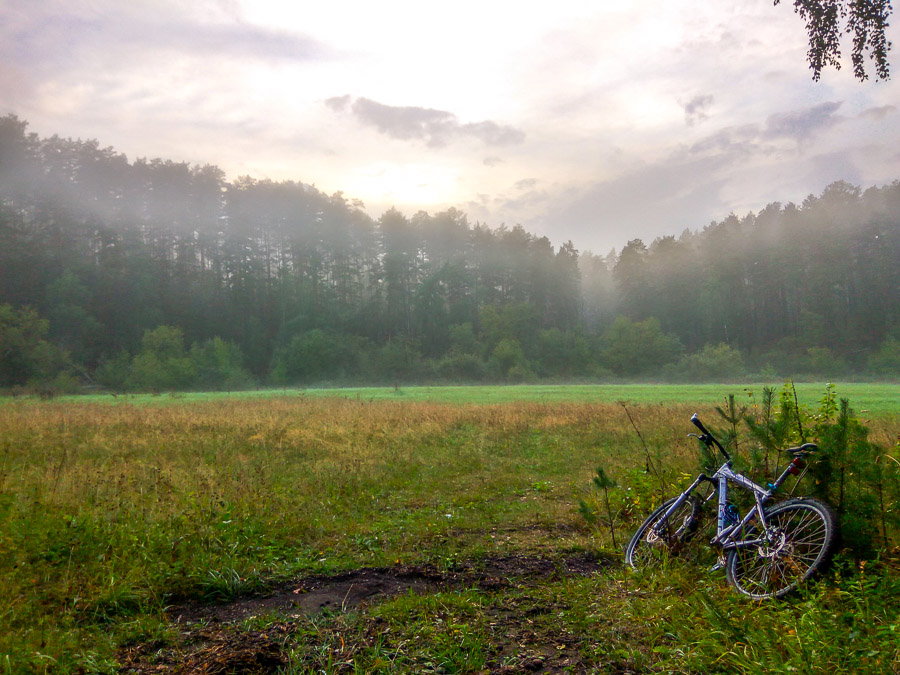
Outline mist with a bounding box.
[2,115,899,393]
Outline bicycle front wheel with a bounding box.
[726,497,836,599]
[625,495,702,570]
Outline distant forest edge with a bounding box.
[1,114,899,393]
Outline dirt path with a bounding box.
[120,551,617,673]
[172,551,607,625]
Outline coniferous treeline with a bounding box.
[582,180,900,377]
[0,114,898,390]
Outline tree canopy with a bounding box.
[1,115,899,390]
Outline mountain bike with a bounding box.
[625,414,836,599]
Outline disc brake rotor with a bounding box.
[757,529,788,558]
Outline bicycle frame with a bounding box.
[653,416,810,554]
[627,413,833,599]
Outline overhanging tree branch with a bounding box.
[775,0,893,80]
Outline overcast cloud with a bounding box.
[2,0,899,253]
[326,96,526,148]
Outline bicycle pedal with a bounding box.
[709,556,727,572]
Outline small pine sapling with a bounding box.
[578,465,620,549]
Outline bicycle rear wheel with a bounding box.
[726,497,835,599]
[625,495,702,570]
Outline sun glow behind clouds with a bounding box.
[345,162,461,209]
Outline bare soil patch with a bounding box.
[171,551,607,625]
[120,551,616,673]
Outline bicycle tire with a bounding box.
[726,497,836,600]
[625,495,702,570]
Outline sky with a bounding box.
[2,0,899,254]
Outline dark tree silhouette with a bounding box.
[776,0,893,81]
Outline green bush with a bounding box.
[447,322,480,355]
[94,350,133,391]
[736,383,898,557]
[190,337,254,390]
[664,343,746,382]
[129,325,196,391]
[435,353,486,382]
[374,337,428,383]
[536,328,593,377]
[802,346,849,377]
[599,316,683,376]
[270,329,361,384]
[487,338,534,381]
[868,335,900,377]
[0,304,70,387]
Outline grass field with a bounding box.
[21,381,900,417]
[1,384,898,672]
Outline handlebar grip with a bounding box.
[690,413,730,460]
[690,413,710,435]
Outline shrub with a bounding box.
[737,383,898,557]
[94,350,133,391]
[435,353,486,382]
[374,337,428,383]
[487,338,534,381]
[599,316,683,376]
[130,325,196,391]
[868,336,900,377]
[665,343,746,382]
[0,304,70,387]
[270,329,361,384]
[536,328,593,378]
[802,346,849,377]
[190,337,254,390]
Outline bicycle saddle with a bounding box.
[787,443,817,456]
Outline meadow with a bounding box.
[1,384,898,672]
[26,381,900,417]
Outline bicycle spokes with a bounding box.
[727,500,834,599]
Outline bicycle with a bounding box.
[625,413,836,599]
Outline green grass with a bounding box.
[268,561,900,674]
[1,389,898,672]
[13,381,899,417]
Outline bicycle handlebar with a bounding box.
[690,413,710,436]
[690,413,731,461]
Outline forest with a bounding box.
[1,113,899,391]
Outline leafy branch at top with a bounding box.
[776,0,893,81]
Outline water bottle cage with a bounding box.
[723,503,740,525]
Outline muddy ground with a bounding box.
[118,551,623,674]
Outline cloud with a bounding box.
[155,21,328,62]
[807,150,862,187]
[765,101,844,141]
[683,94,714,126]
[858,105,896,121]
[2,0,329,81]
[515,178,538,190]
[500,188,554,214]
[548,152,733,250]
[325,95,352,112]
[689,124,764,156]
[327,96,525,148]
[483,157,503,167]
